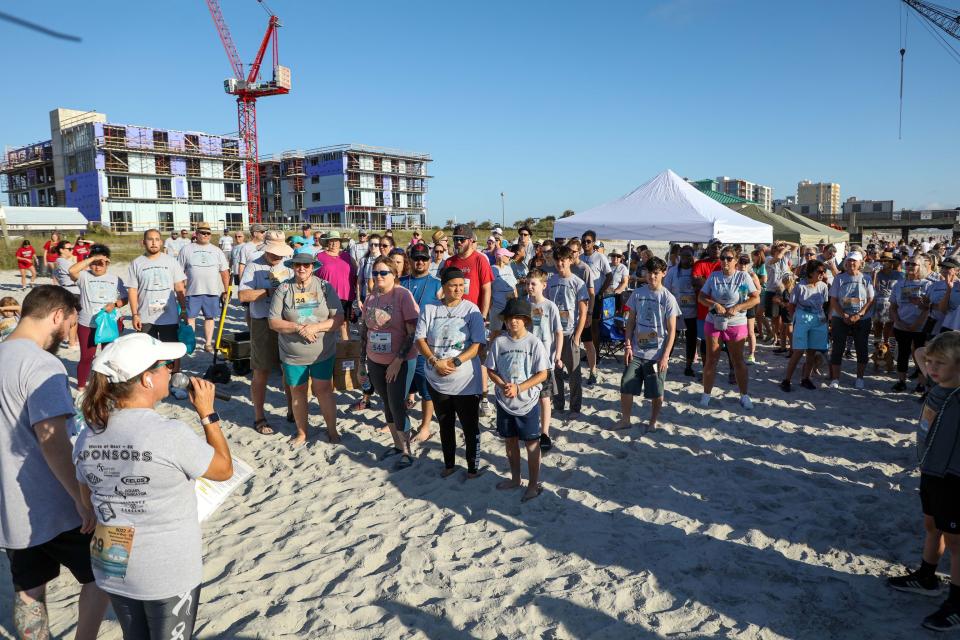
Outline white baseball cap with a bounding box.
[845,251,864,262]
[92,333,186,383]
[493,227,503,235]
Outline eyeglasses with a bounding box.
[433,249,443,254]
[152,360,175,371]
[371,270,393,277]
[720,255,736,261]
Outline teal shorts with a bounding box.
[282,356,335,386]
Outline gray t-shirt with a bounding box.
[484,332,549,415]
[269,276,342,365]
[582,251,611,293]
[127,254,188,326]
[0,339,80,548]
[54,257,80,294]
[875,270,903,302]
[490,266,518,325]
[237,241,263,267]
[415,300,487,395]
[73,408,213,600]
[701,270,757,327]
[892,278,933,328]
[529,298,563,359]
[546,273,590,336]
[928,280,960,325]
[624,286,681,360]
[664,265,697,319]
[829,273,875,318]
[239,255,293,320]
[765,257,791,292]
[791,281,829,321]
[77,271,127,327]
[178,243,229,297]
[571,263,595,297]
[609,263,629,292]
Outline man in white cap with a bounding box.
[236,224,268,284]
[178,221,230,352]
[492,227,508,249]
[239,235,295,434]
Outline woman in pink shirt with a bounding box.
[315,231,357,340]
[359,256,420,470]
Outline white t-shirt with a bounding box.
[219,235,234,254]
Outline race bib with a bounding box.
[370,331,392,354]
[635,329,658,349]
[147,292,168,316]
[90,521,135,579]
[87,280,116,304]
[842,297,862,314]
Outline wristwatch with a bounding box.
[200,412,221,426]
[452,356,463,368]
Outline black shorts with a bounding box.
[581,321,593,343]
[4,527,95,592]
[141,322,179,343]
[746,306,756,320]
[232,274,241,286]
[592,299,604,321]
[921,473,960,533]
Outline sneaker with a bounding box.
[699,393,711,407]
[170,387,188,400]
[892,381,908,392]
[855,378,865,390]
[887,569,941,596]
[779,380,792,392]
[728,372,736,384]
[740,395,753,410]
[479,398,493,417]
[746,355,757,366]
[539,433,553,452]
[923,600,960,631]
[800,378,817,390]
[684,366,695,377]
[828,379,840,389]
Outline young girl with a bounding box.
[888,332,960,631]
[0,296,20,342]
[15,240,37,289]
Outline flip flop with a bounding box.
[253,419,275,435]
[379,446,403,461]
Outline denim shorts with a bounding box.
[282,356,335,386]
[186,294,221,320]
[495,404,541,442]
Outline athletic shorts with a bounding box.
[592,299,604,321]
[792,311,829,351]
[282,356,335,386]
[186,294,221,320]
[4,527,95,592]
[746,306,756,319]
[581,315,594,343]
[250,317,280,371]
[921,473,960,534]
[411,356,432,402]
[495,404,541,442]
[540,368,558,396]
[620,358,666,399]
[763,290,789,321]
[704,320,748,342]
[232,274,241,286]
[141,322,178,343]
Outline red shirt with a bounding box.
[73,243,91,262]
[692,258,721,320]
[16,246,35,269]
[43,240,58,263]
[443,250,494,308]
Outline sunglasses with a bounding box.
[816,269,826,274]
[433,249,443,254]
[379,243,391,248]
[720,255,736,261]
[198,231,211,235]
[63,246,74,251]
[906,262,919,267]
[412,257,429,262]
[152,360,175,371]
[372,270,393,277]
[805,253,816,256]
[293,263,314,269]
[453,236,469,243]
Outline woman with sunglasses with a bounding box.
[53,240,81,347]
[780,260,830,391]
[359,256,420,469]
[429,243,447,278]
[664,246,699,376]
[75,333,233,640]
[891,257,933,392]
[697,245,760,409]
[269,252,344,447]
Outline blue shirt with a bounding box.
[400,274,441,309]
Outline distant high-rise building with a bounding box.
[714,176,773,212]
[796,180,841,217]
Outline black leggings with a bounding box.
[893,328,926,373]
[681,317,697,365]
[829,317,871,365]
[110,585,201,640]
[368,359,413,431]
[428,384,480,473]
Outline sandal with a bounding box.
[379,446,403,461]
[393,454,414,470]
[253,419,275,435]
[351,397,370,411]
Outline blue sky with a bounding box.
[2,0,959,225]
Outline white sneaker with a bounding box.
[170,387,188,400]
[740,395,753,410]
[699,393,711,407]
[829,379,840,389]
[855,378,865,390]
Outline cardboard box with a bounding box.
[333,340,361,391]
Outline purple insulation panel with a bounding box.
[208,136,222,156]
[29,190,38,206]
[303,205,342,216]
[171,157,186,175]
[305,158,344,177]
[168,131,185,151]
[64,171,102,222]
[173,177,187,199]
[95,152,105,171]
[198,135,211,154]
[93,122,104,138]
[26,168,36,183]
[140,128,154,149]
[125,127,142,149]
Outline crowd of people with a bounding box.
[3,224,960,636]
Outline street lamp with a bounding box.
[500,192,505,228]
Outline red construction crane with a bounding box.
[205,0,290,224]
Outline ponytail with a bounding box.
[80,371,138,432]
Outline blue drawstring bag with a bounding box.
[178,321,196,355]
[92,309,121,345]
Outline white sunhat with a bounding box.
[91,333,186,383]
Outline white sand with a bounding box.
[0,265,936,639]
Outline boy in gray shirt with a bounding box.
[545,246,589,414]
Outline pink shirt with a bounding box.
[315,250,356,301]
[363,286,419,365]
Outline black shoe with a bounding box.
[800,378,817,390]
[892,381,908,392]
[586,373,597,387]
[539,433,553,452]
[910,368,921,380]
[923,600,960,631]
[779,380,791,392]
[728,372,736,384]
[286,410,295,423]
[888,569,941,596]
[684,366,695,377]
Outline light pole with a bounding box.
[500,192,505,228]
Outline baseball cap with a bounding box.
[290,235,308,245]
[440,267,466,284]
[452,224,474,239]
[493,227,503,235]
[250,223,267,233]
[499,297,533,321]
[845,251,864,262]
[941,257,960,269]
[409,243,430,260]
[494,247,514,259]
[92,334,186,383]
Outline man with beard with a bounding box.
[0,286,109,640]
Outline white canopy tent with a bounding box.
[553,169,773,244]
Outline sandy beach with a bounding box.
[0,264,934,639]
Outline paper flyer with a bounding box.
[195,455,255,522]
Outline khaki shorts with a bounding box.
[250,317,280,371]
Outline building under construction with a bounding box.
[259,144,431,228]
[1,108,248,231]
